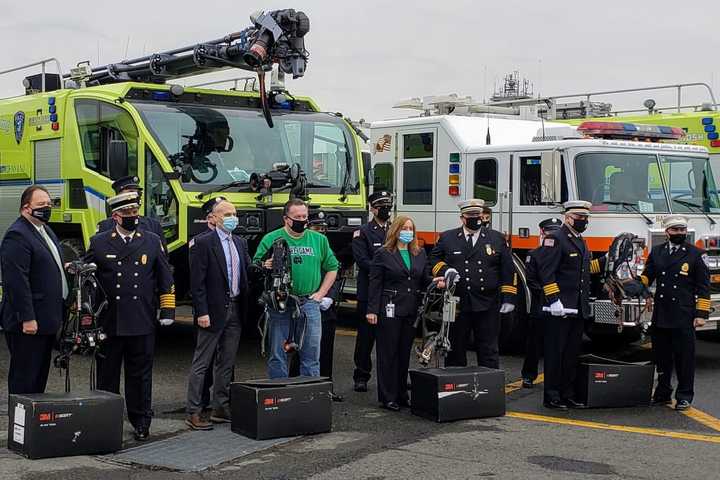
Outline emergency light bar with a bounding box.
[577,121,685,141]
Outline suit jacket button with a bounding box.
[116,284,121,288]
[117,261,122,266]
[467,286,471,290]
[465,261,469,264]
[116,296,120,300]
[117,273,122,277]
[133,296,138,300]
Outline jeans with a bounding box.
[268,299,322,378]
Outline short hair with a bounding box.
[211,199,234,214]
[19,185,49,212]
[284,198,307,216]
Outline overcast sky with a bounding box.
[0,0,717,122]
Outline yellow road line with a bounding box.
[680,407,720,434]
[505,374,544,394]
[336,327,358,337]
[506,411,720,445]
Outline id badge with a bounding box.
[385,302,395,318]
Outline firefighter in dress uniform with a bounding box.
[96,176,165,246]
[521,217,562,388]
[85,191,175,441]
[429,199,517,369]
[640,215,710,411]
[352,190,393,392]
[535,200,606,410]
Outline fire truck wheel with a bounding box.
[59,238,86,264]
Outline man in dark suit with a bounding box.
[640,215,710,411]
[1,185,68,394]
[430,199,517,369]
[85,191,175,441]
[186,199,251,430]
[521,218,562,388]
[96,176,164,245]
[351,190,392,392]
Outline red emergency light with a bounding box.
[577,121,685,141]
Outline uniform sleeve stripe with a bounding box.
[590,259,601,274]
[432,262,447,276]
[160,294,176,308]
[640,275,649,287]
[696,299,711,311]
[543,283,560,295]
[501,286,517,294]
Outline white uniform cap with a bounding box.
[563,200,592,215]
[662,215,688,230]
[458,198,485,214]
[107,191,140,213]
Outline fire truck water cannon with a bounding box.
[577,121,685,141]
[68,9,309,128]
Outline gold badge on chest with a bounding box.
[141,254,148,265]
[485,244,494,256]
[680,262,689,275]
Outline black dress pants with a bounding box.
[445,309,501,369]
[376,314,415,404]
[652,326,695,403]
[353,301,377,382]
[5,333,55,394]
[543,315,584,403]
[521,313,546,381]
[97,334,155,431]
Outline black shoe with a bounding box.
[330,392,344,402]
[652,397,672,406]
[382,402,400,412]
[675,400,691,411]
[564,398,586,409]
[133,428,149,442]
[522,378,534,389]
[398,398,411,408]
[543,399,568,411]
[354,380,368,392]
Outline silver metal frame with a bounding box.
[0,58,65,94]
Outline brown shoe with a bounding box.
[185,413,213,430]
[210,407,232,423]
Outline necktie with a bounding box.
[467,233,474,248]
[228,236,240,297]
[39,226,69,298]
[669,245,676,255]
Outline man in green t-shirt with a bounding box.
[254,199,339,378]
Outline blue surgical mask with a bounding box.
[398,230,414,244]
[222,215,239,232]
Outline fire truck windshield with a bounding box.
[131,101,358,193]
[575,152,720,214]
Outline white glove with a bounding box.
[319,297,333,311]
[159,318,174,326]
[499,303,515,314]
[548,300,565,317]
[444,268,460,285]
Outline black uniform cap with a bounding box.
[111,176,141,193]
[201,196,228,215]
[368,190,393,207]
[539,218,562,231]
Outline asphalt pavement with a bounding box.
[1,314,719,480]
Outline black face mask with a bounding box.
[668,233,686,245]
[465,217,481,231]
[120,215,139,232]
[376,206,391,222]
[30,206,51,223]
[571,218,588,233]
[288,218,307,234]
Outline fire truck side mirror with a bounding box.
[108,140,129,180]
[362,151,374,187]
[540,150,562,204]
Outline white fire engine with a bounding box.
[369,99,720,346]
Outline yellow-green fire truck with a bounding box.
[0,18,368,298]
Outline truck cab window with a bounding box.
[520,156,567,205]
[145,147,179,243]
[402,133,434,205]
[373,163,394,193]
[473,158,497,206]
[75,99,138,178]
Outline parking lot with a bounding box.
[2,316,719,480]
